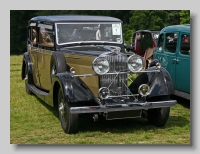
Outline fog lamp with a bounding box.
[156,62,161,69]
[98,87,110,99]
[138,84,150,96]
[92,57,109,75]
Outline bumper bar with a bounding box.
[70,100,177,114]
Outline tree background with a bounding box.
[10,10,190,55]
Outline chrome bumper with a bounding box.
[70,100,177,114]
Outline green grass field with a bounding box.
[10,55,190,144]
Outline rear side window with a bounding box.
[39,27,54,47]
[180,34,190,55]
[28,22,37,44]
[165,33,178,53]
[31,27,37,43]
[38,24,54,47]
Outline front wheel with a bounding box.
[147,96,170,127]
[58,88,79,134]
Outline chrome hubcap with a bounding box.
[25,74,28,81]
[59,99,65,117]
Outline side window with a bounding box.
[165,33,178,53]
[39,27,54,47]
[31,27,37,43]
[180,34,190,55]
[157,34,164,51]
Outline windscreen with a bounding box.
[55,22,123,45]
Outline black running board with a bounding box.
[28,84,48,96]
[28,84,55,107]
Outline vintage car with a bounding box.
[132,30,157,56]
[153,24,190,100]
[124,30,158,66]
[151,30,160,41]
[21,15,177,134]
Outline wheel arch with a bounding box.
[129,67,175,98]
[147,67,175,98]
[21,52,33,83]
[53,81,61,108]
[52,73,97,105]
[21,58,26,80]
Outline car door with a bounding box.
[175,33,190,93]
[154,32,178,88]
[27,23,41,87]
[37,24,55,91]
[154,31,190,94]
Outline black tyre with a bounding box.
[50,52,67,83]
[58,88,79,134]
[25,64,33,95]
[147,96,170,127]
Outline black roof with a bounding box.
[30,15,122,23]
[135,30,152,33]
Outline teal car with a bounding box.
[154,24,190,100]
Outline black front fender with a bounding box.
[54,73,97,103]
[21,52,33,81]
[147,67,175,98]
[129,67,175,98]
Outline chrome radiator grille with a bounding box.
[100,52,128,96]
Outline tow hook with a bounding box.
[93,114,98,122]
[142,110,148,118]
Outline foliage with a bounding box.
[129,10,169,31]
[180,10,190,24]
[166,10,181,26]
[123,23,134,44]
[10,10,37,54]
[10,10,190,55]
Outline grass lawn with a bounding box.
[10,55,190,144]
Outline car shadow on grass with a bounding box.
[77,115,189,133]
[35,95,189,134]
[35,95,59,118]
[171,95,190,109]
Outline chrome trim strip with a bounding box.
[74,74,97,77]
[106,115,141,120]
[38,24,53,29]
[73,70,160,77]
[64,56,81,59]
[30,23,36,26]
[104,94,139,99]
[70,100,177,114]
[55,22,123,45]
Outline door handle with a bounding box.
[172,58,176,64]
[172,58,179,64]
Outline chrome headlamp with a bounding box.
[98,87,110,99]
[127,54,143,72]
[138,84,150,97]
[92,57,109,75]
